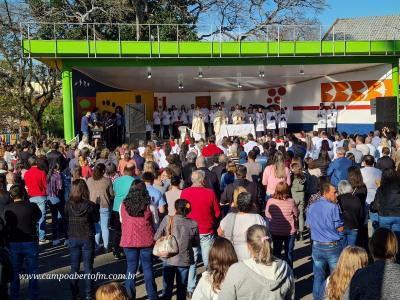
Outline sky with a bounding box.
[320,0,400,25]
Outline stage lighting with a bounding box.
[259,71,265,78]
[178,83,184,89]
[237,83,242,88]
[299,66,305,75]
[147,72,152,79]
[198,71,204,78]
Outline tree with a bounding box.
[191,0,327,40]
[0,0,61,137]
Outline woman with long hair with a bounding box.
[47,163,64,246]
[324,246,368,300]
[155,199,199,300]
[265,182,298,268]
[192,237,238,300]
[262,151,291,201]
[219,224,294,299]
[86,163,115,252]
[120,180,158,299]
[65,179,99,299]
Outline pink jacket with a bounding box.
[262,165,291,195]
[265,197,298,235]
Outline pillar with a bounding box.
[62,67,74,142]
[393,62,399,126]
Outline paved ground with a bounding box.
[18,228,313,300]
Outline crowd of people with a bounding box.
[1,122,400,300]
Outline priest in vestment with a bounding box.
[191,107,206,141]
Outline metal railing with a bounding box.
[21,22,400,58]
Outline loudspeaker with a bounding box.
[372,97,398,131]
[125,103,146,132]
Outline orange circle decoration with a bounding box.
[268,89,276,97]
[278,87,286,96]
[267,98,273,104]
[274,97,281,103]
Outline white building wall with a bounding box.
[155,64,392,126]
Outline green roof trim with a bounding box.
[23,39,400,58]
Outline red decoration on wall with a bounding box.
[268,89,276,97]
[267,98,273,104]
[274,97,281,103]
[278,87,286,96]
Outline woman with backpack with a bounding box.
[154,199,199,300]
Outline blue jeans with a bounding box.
[341,228,358,248]
[187,233,215,293]
[48,197,64,240]
[312,241,342,300]
[123,247,158,300]
[95,208,111,249]
[378,215,400,261]
[272,234,296,269]
[69,238,95,298]
[9,241,39,300]
[162,262,189,300]
[29,196,47,240]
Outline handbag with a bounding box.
[153,216,179,258]
[224,213,238,242]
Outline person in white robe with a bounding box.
[153,107,161,138]
[278,108,288,137]
[266,107,277,135]
[255,107,265,137]
[180,105,188,125]
[327,103,338,135]
[317,103,327,134]
[213,106,228,138]
[232,105,245,125]
[161,107,171,139]
[188,104,195,127]
[191,107,206,141]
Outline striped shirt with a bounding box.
[265,198,298,236]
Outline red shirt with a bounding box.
[181,186,220,234]
[201,143,223,157]
[24,166,47,197]
[81,165,93,179]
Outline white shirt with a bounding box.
[171,110,179,123]
[180,111,188,124]
[244,141,259,154]
[366,144,377,159]
[218,145,228,155]
[317,109,327,128]
[153,111,161,125]
[188,109,194,123]
[162,111,170,125]
[200,108,209,123]
[138,146,145,157]
[192,271,219,300]
[371,136,381,148]
[327,109,338,128]
[361,167,382,205]
[356,144,370,156]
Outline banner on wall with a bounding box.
[321,80,393,102]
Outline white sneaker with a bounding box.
[52,239,61,246]
[64,239,69,246]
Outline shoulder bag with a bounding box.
[153,216,179,258]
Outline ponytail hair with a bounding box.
[246,224,274,265]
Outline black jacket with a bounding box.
[47,150,66,172]
[338,193,365,230]
[372,180,400,216]
[376,156,395,171]
[211,163,226,186]
[182,163,196,188]
[65,200,100,240]
[197,167,220,199]
[221,178,261,210]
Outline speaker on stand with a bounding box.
[371,97,398,132]
[125,103,147,145]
